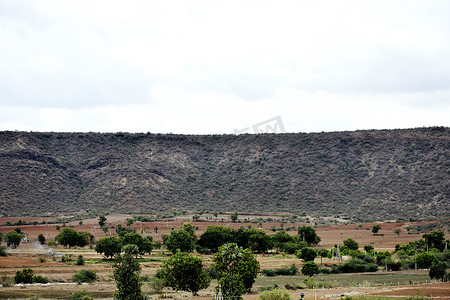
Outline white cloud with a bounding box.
[0,0,449,133]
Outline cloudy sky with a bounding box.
[1,1,449,134]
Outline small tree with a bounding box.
[126,218,134,227]
[0,232,3,243]
[165,229,196,254]
[95,236,122,259]
[154,226,158,234]
[231,212,239,222]
[98,215,107,227]
[343,238,359,250]
[393,228,401,236]
[301,261,319,277]
[113,245,143,300]
[5,231,22,248]
[372,224,381,235]
[429,261,446,281]
[38,234,46,245]
[259,289,291,300]
[297,225,321,245]
[56,228,87,248]
[101,226,109,234]
[296,247,317,262]
[158,251,210,296]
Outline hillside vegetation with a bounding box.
[0,127,448,221]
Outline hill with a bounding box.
[0,128,448,221]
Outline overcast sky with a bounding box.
[1,1,449,134]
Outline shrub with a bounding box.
[0,246,7,257]
[72,290,93,300]
[33,275,49,284]
[258,288,291,300]
[76,255,85,266]
[261,269,276,277]
[73,269,97,283]
[15,268,34,284]
[39,258,46,263]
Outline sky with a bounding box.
[1,0,449,134]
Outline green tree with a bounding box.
[0,232,3,243]
[38,234,46,245]
[98,215,107,227]
[154,226,158,234]
[423,231,446,251]
[393,228,401,236]
[415,252,436,269]
[364,245,374,253]
[199,225,233,252]
[113,245,143,300]
[248,230,273,253]
[182,222,197,241]
[214,243,260,298]
[95,236,122,259]
[56,228,87,248]
[165,229,196,254]
[296,247,316,262]
[5,231,22,248]
[271,231,295,250]
[429,261,446,281]
[343,238,359,250]
[101,226,109,234]
[231,212,239,222]
[297,225,321,245]
[158,251,210,296]
[76,255,85,266]
[301,261,319,277]
[372,224,381,235]
[126,218,134,227]
[121,232,153,256]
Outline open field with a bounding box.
[0,217,449,299]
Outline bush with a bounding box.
[73,269,97,283]
[33,275,49,284]
[261,269,276,277]
[0,246,7,257]
[72,290,93,300]
[39,258,46,263]
[76,255,85,266]
[15,268,34,284]
[262,265,298,277]
[258,288,291,300]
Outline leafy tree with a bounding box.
[116,223,136,238]
[121,232,153,256]
[182,222,197,241]
[372,224,381,235]
[14,227,22,234]
[56,228,87,248]
[73,269,97,283]
[101,226,108,233]
[415,251,436,269]
[0,232,3,243]
[231,212,239,222]
[98,215,107,227]
[364,245,374,253]
[214,243,260,298]
[423,231,446,251]
[248,230,273,253]
[158,251,210,296]
[271,231,295,250]
[126,218,134,227]
[96,236,122,259]
[301,261,319,277]
[5,231,22,248]
[192,215,200,221]
[113,245,143,300]
[429,261,447,281]
[38,234,46,245]
[393,228,401,236]
[296,247,316,262]
[199,225,233,252]
[154,226,158,233]
[343,238,359,251]
[165,229,196,254]
[297,225,321,245]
